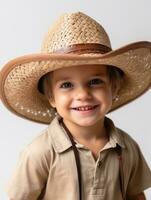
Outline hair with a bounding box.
[38,65,124,101]
[107,66,124,94]
[38,72,52,100]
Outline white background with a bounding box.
[0,0,151,199]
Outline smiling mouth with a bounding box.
[72,105,98,111]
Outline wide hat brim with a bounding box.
[0,41,151,124]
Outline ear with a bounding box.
[111,81,121,100]
[48,97,56,108]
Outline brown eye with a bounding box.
[88,78,103,86]
[60,82,73,89]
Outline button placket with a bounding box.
[93,153,107,190]
[80,149,96,191]
[97,160,102,168]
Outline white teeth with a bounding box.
[74,106,95,111]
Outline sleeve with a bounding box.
[7,132,50,200]
[126,141,151,196]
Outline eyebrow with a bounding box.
[91,73,107,77]
[54,72,107,83]
[54,77,71,83]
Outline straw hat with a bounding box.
[0,12,151,124]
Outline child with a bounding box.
[0,12,151,200]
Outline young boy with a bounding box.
[0,12,151,200]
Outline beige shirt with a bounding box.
[7,117,151,200]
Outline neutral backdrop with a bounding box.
[0,0,151,199]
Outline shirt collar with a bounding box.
[48,116,125,154]
[103,117,125,150]
[48,116,72,153]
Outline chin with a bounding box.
[73,118,103,127]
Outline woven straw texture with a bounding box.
[41,12,111,53]
[0,12,151,124]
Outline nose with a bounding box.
[75,86,92,101]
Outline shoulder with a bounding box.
[17,128,52,170]
[21,117,62,163]
[116,129,151,195]
[116,127,143,164]
[24,128,51,157]
[117,128,140,151]
[117,128,138,148]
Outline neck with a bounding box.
[62,118,107,143]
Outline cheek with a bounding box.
[95,87,113,101]
[105,89,113,104]
[53,93,71,108]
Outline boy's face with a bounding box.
[49,65,114,128]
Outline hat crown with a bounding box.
[41,12,111,53]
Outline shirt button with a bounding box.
[97,161,102,167]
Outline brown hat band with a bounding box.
[38,43,112,94]
[54,43,112,54]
